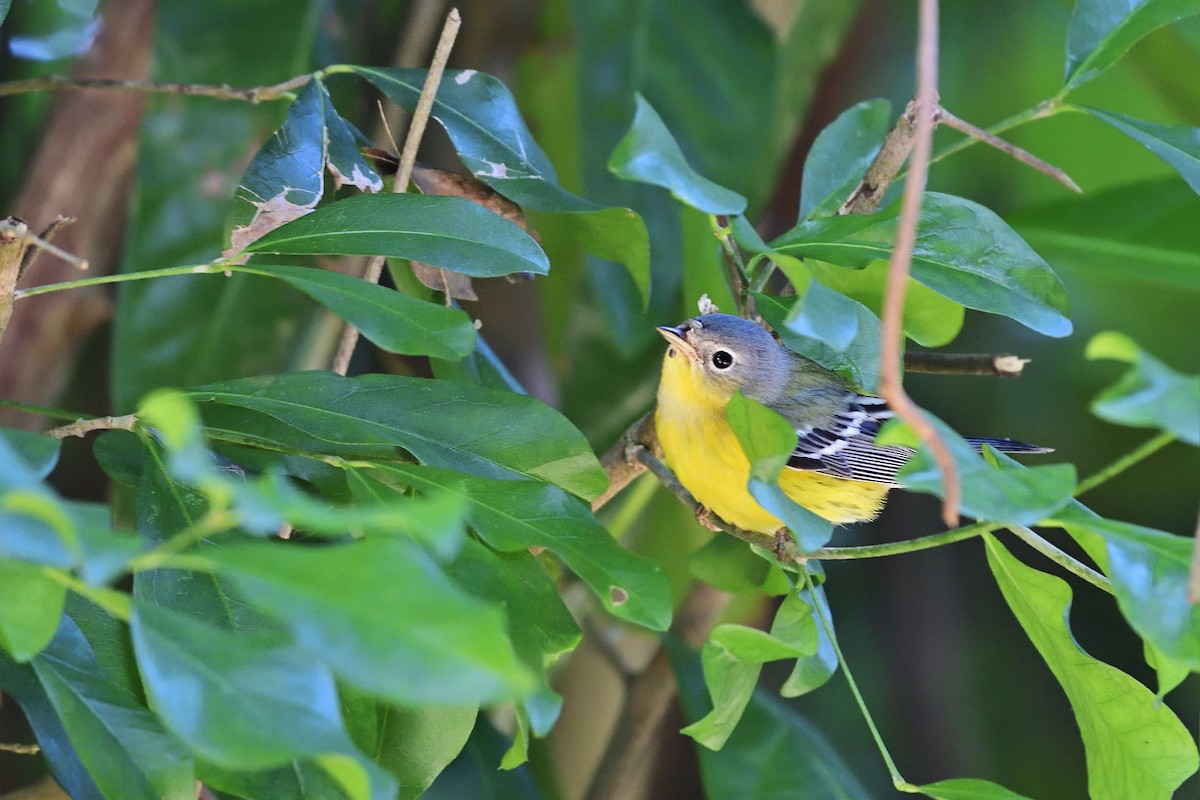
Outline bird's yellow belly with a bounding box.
[655,401,890,534]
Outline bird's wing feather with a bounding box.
[785,394,913,486]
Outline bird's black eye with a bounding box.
[711,350,733,369]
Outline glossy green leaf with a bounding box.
[681,624,807,750]
[726,392,834,552]
[244,193,549,277]
[190,372,608,500]
[893,419,1076,526]
[201,759,356,800]
[130,599,352,769]
[984,535,1198,800]
[236,263,476,359]
[200,537,536,705]
[1084,107,1200,194]
[609,93,747,215]
[225,78,326,254]
[319,84,383,194]
[670,639,872,800]
[799,98,893,220]
[806,259,965,348]
[1050,504,1200,671]
[1087,331,1200,443]
[919,777,1036,800]
[372,463,671,631]
[353,66,650,302]
[420,717,547,800]
[111,2,320,410]
[0,651,104,800]
[754,282,882,392]
[771,193,1073,337]
[1065,0,1200,89]
[777,585,839,698]
[32,615,195,799]
[0,559,65,661]
[343,686,477,800]
[688,534,770,593]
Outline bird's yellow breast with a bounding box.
[655,352,889,534]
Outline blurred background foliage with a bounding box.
[1,0,1197,798]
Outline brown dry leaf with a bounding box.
[410,260,479,301]
[224,189,320,261]
[410,164,539,241]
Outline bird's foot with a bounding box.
[694,505,722,532]
[772,528,804,565]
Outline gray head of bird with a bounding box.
[656,313,792,402]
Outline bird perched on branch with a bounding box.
[655,313,1047,534]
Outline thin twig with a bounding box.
[45,414,137,439]
[903,351,1029,377]
[0,218,88,271]
[1074,430,1175,497]
[878,0,960,528]
[19,215,77,277]
[712,214,751,318]
[937,106,1081,193]
[1008,524,1112,593]
[0,73,313,103]
[1189,505,1200,605]
[331,7,461,375]
[0,742,40,754]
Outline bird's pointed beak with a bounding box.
[656,325,700,363]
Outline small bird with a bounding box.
[655,313,1047,534]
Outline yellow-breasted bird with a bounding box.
[655,313,1048,534]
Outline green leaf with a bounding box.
[353,66,650,303]
[342,686,477,800]
[608,93,747,215]
[0,559,65,661]
[236,263,476,360]
[754,281,882,392]
[726,393,834,552]
[1084,107,1200,194]
[771,192,1072,337]
[805,259,965,348]
[130,599,353,769]
[0,651,104,800]
[919,777,1036,800]
[319,84,383,195]
[670,638,872,800]
[32,615,195,800]
[777,586,839,697]
[200,537,536,705]
[1006,178,1200,292]
[190,372,608,500]
[420,717,547,800]
[244,193,549,277]
[371,463,671,631]
[1086,331,1200,443]
[1065,0,1200,89]
[680,624,807,750]
[1050,505,1200,671]
[984,535,1198,800]
[0,424,61,481]
[688,534,770,593]
[895,419,1076,526]
[798,98,893,220]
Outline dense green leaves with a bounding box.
[609,93,747,215]
[1083,107,1200,194]
[353,66,651,302]
[1087,331,1200,443]
[245,193,549,277]
[200,538,536,705]
[985,535,1198,800]
[771,193,1073,337]
[189,372,608,499]
[1064,0,1200,89]
[372,463,670,631]
[235,264,476,360]
[798,98,892,220]
[33,615,195,800]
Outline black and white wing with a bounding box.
[785,393,1052,487]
